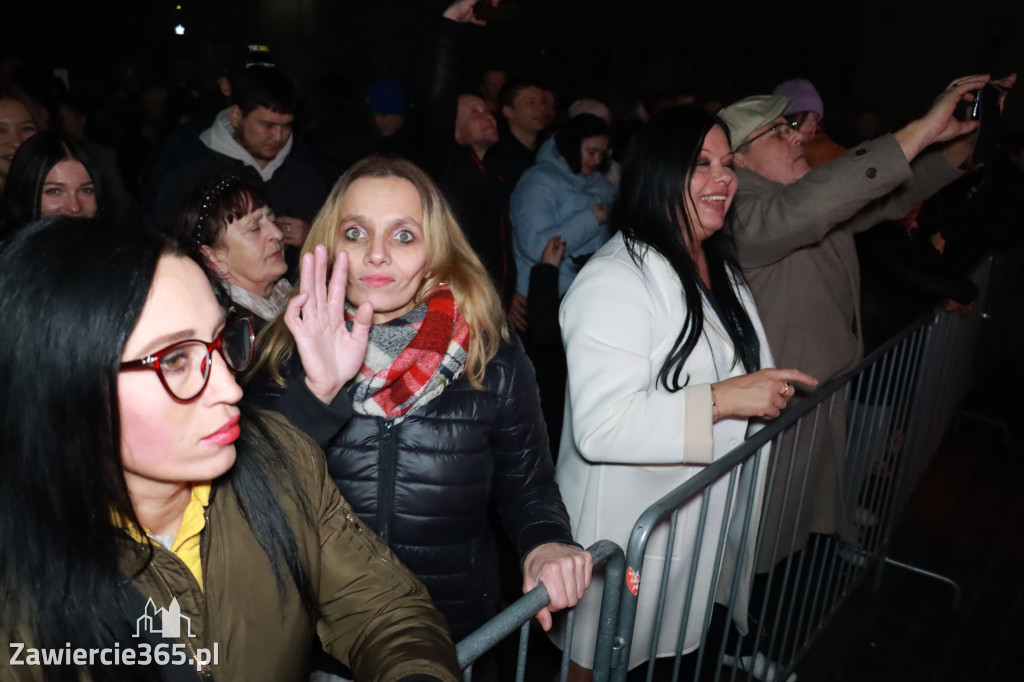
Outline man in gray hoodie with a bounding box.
[151,66,326,245]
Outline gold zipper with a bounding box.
[343,510,418,593]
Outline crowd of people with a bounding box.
[1,0,1021,680]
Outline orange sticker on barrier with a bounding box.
[626,567,640,596]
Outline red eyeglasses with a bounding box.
[119,315,254,402]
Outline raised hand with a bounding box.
[442,0,498,25]
[522,543,594,632]
[896,75,994,161]
[540,235,567,266]
[712,368,819,421]
[284,244,373,404]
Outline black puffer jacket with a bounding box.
[249,339,575,639]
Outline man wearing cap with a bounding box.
[718,74,1012,571]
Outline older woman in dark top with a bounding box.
[175,176,291,330]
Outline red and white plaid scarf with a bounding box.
[345,286,470,422]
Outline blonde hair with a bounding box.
[251,155,509,389]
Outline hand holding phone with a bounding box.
[969,83,1004,168]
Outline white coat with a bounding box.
[555,232,774,669]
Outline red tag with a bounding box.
[626,567,640,596]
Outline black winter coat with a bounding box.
[248,339,575,639]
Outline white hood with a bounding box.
[199,108,292,182]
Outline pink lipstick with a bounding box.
[203,415,241,446]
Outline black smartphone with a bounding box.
[969,83,1003,168]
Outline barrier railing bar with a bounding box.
[882,557,962,610]
[870,313,962,605]
[867,327,925,593]
[766,399,826,669]
[690,468,738,682]
[456,539,624,679]
[750,420,806,676]
[592,541,626,681]
[557,605,576,682]
[787,532,823,667]
[643,506,681,678]
[711,452,766,682]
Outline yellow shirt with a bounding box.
[119,484,211,591]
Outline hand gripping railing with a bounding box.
[456,539,624,682]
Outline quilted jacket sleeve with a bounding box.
[284,423,460,682]
[487,339,577,562]
[244,359,353,450]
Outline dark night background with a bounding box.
[4,0,1024,133]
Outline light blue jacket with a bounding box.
[510,138,616,297]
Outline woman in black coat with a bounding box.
[250,154,591,641]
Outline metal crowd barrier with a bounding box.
[455,242,1023,680]
[456,540,624,681]
[609,246,1009,681]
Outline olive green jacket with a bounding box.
[3,411,460,682]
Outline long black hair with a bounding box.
[0,130,106,239]
[0,217,314,682]
[614,106,761,391]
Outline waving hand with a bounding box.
[284,244,373,404]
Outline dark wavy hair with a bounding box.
[0,217,314,682]
[614,106,761,390]
[172,175,270,254]
[0,130,105,239]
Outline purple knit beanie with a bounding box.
[773,79,824,119]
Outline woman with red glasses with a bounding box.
[0,217,459,682]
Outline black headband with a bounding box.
[193,177,241,248]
